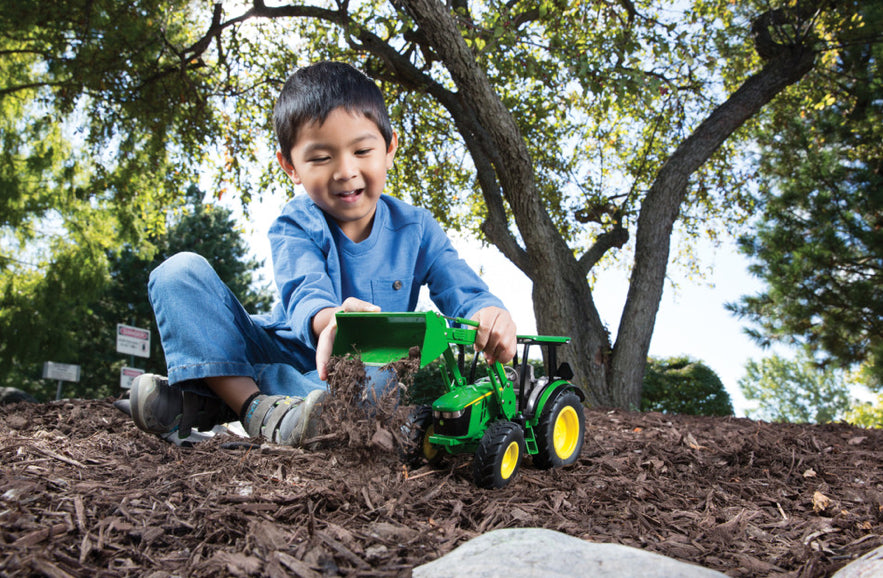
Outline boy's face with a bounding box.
[278,108,397,242]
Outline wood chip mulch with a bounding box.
[1,392,881,577]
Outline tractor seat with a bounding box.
[518,363,537,390]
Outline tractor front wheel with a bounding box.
[533,390,585,469]
[401,405,441,468]
[473,421,525,489]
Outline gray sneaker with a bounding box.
[243,389,327,446]
[130,374,235,438]
[130,374,181,434]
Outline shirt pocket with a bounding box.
[371,276,414,312]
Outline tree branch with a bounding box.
[0,81,74,98]
[395,0,561,254]
[609,20,819,406]
[179,1,347,65]
[154,0,536,274]
[577,222,629,276]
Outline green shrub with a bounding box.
[642,356,734,416]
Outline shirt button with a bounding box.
[393,280,403,290]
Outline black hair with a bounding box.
[274,61,393,163]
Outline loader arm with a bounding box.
[332,311,478,368]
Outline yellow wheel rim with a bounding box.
[553,406,580,459]
[423,424,438,462]
[500,440,520,479]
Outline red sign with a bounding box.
[116,323,150,358]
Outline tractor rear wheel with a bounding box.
[473,421,525,489]
[401,405,441,468]
[533,390,585,469]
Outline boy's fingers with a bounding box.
[485,324,517,365]
[341,297,381,313]
[315,323,338,381]
[472,307,517,365]
[317,300,380,380]
[491,333,517,364]
[472,311,495,354]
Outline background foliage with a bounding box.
[2,0,882,417]
[641,356,735,416]
[738,352,855,423]
[731,1,883,382]
[1,188,272,401]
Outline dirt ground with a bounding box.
[1,383,881,577]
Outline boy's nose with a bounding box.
[333,156,358,181]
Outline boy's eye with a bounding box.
[355,148,373,156]
[308,156,330,163]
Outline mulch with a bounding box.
[1,381,881,577]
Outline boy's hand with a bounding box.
[314,298,381,381]
[471,306,517,365]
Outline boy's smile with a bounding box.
[278,108,397,242]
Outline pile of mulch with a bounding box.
[1,379,881,576]
[310,353,420,455]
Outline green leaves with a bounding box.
[738,353,855,424]
[0,189,273,400]
[732,0,883,381]
[642,356,735,416]
[2,0,832,272]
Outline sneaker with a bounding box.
[130,374,236,438]
[130,374,182,434]
[113,397,133,417]
[243,389,327,446]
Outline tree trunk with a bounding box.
[609,42,817,409]
[399,0,623,404]
[401,1,818,408]
[530,254,614,407]
[221,1,821,408]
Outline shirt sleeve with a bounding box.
[418,213,506,320]
[268,204,340,348]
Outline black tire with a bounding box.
[473,421,525,489]
[533,390,585,469]
[401,405,441,468]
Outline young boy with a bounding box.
[129,61,516,447]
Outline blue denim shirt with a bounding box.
[266,194,505,351]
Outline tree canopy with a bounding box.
[1,188,273,401]
[846,393,883,428]
[729,1,883,384]
[1,0,871,407]
[739,353,855,424]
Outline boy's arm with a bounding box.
[312,297,380,381]
[471,306,517,365]
[414,212,516,363]
[418,218,505,318]
[269,201,346,351]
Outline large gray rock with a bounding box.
[413,528,727,578]
[832,545,883,578]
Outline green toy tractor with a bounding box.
[332,311,585,489]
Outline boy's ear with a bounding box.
[385,132,399,169]
[277,151,302,184]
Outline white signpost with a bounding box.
[42,361,81,400]
[116,324,150,358]
[120,366,145,390]
[116,323,150,392]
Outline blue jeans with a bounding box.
[148,252,396,400]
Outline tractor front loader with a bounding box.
[332,311,585,489]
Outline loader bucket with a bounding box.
[332,311,475,368]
